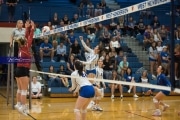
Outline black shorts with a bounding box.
[15,67,29,77]
[33,92,37,95]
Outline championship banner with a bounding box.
[34,0,170,38]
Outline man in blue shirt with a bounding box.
[39,36,55,62]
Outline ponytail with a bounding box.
[74,61,84,76]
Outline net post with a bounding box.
[29,72,32,109]
[11,42,15,110]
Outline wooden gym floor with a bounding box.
[0,90,180,120]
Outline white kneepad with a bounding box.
[74,109,80,113]
[81,109,87,113]
[21,90,27,96]
[17,89,21,94]
[153,98,158,103]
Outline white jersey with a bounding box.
[71,70,92,91]
[94,66,104,86]
[31,82,41,93]
[81,40,99,70]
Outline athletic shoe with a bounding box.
[19,106,29,116]
[14,104,21,110]
[48,88,51,92]
[152,109,161,116]
[87,101,94,109]
[162,104,169,111]
[91,105,97,111]
[120,95,123,99]
[96,106,103,111]
[133,94,139,98]
[127,89,131,93]
[111,95,114,99]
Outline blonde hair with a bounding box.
[16,20,23,28]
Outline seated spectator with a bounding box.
[136,18,145,35]
[66,54,75,75]
[109,70,124,99]
[71,14,80,24]
[51,12,60,28]
[113,25,121,36]
[124,67,139,98]
[94,3,102,17]
[143,25,153,50]
[57,65,69,87]
[39,36,55,62]
[69,39,83,60]
[68,31,77,45]
[115,50,124,69]
[62,14,70,26]
[158,25,168,41]
[78,1,85,17]
[102,27,111,46]
[152,29,162,43]
[103,54,113,79]
[127,16,136,38]
[29,76,42,99]
[86,2,94,18]
[138,70,152,96]
[149,42,158,78]
[175,25,180,40]
[117,56,129,76]
[110,36,121,54]
[117,16,126,36]
[99,0,106,14]
[56,42,67,62]
[156,41,163,66]
[160,46,170,76]
[150,16,160,29]
[87,23,97,43]
[109,18,117,31]
[48,65,61,91]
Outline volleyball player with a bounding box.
[69,61,95,120]
[147,66,171,116]
[14,20,34,116]
[91,58,106,111]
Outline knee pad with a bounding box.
[81,109,87,113]
[17,89,21,94]
[74,109,80,113]
[21,90,27,95]
[153,98,158,103]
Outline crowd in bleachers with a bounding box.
[27,0,180,98]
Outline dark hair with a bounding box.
[74,61,84,76]
[126,67,132,75]
[160,66,165,73]
[49,65,54,72]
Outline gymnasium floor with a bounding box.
[0,92,180,120]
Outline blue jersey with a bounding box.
[160,51,169,63]
[124,74,134,82]
[157,73,171,87]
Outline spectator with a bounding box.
[136,18,146,35]
[86,2,94,18]
[109,18,117,31]
[115,50,124,69]
[124,67,139,98]
[48,65,61,92]
[109,70,124,99]
[143,25,153,50]
[68,31,77,45]
[69,39,82,60]
[99,0,106,14]
[156,41,163,66]
[149,42,158,78]
[51,12,60,28]
[33,23,42,46]
[150,16,160,29]
[57,65,69,87]
[29,76,42,99]
[78,1,85,17]
[113,25,121,37]
[66,54,75,75]
[39,36,55,62]
[117,16,126,36]
[138,70,152,96]
[47,21,53,30]
[94,3,102,17]
[158,25,168,41]
[127,16,136,38]
[152,29,162,43]
[117,56,129,76]
[103,54,113,79]
[56,42,68,62]
[62,14,70,26]
[102,27,111,46]
[110,36,121,54]
[160,46,170,76]
[6,0,17,22]
[87,23,97,43]
[71,13,80,24]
